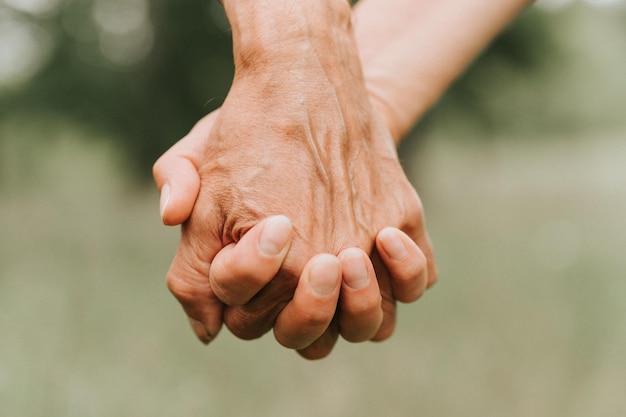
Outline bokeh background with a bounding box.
[1,0,625,415]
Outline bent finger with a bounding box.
[153,158,200,226]
[370,250,397,342]
[376,227,429,303]
[167,243,224,344]
[210,215,293,306]
[337,248,383,343]
[152,111,219,226]
[166,213,226,344]
[297,319,340,360]
[273,254,341,350]
[418,231,438,288]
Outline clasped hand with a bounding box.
[153,3,436,359]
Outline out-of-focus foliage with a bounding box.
[427,3,626,140]
[427,8,557,136]
[1,0,234,176]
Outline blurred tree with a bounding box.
[0,1,556,178]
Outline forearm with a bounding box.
[223,0,357,81]
[353,0,533,143]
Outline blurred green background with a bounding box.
[1,0,625,416]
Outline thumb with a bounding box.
[152,110,220,225]
[153,153,201,226]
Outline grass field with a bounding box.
[1,123,625,416]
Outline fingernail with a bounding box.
[380,228,408,260]
[342,249,369,290]
[309,255,340,296]
[159,183,171,221]
[188,317,212,345]
[259,215,292,256]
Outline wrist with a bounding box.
[223,0,353,72]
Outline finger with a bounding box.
[337,248,383,343]
[403,188,438,289]
[210,215,293,306]
[153,163,200,226]
[376,227,429,303]
[297,319,340,360]
[419,231,439,288]
[222,270,298,340]
[166,222,225,344]
[273,254,341,350]
[152,111,219,226]
[370,250,397,342]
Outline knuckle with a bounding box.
[152,158,165,183]
[166,272,206,304]
[152,156,163,174]
[166,255,211,304]
[402,194,425,235]
[220,202,263,244]
[299,310,330,329]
